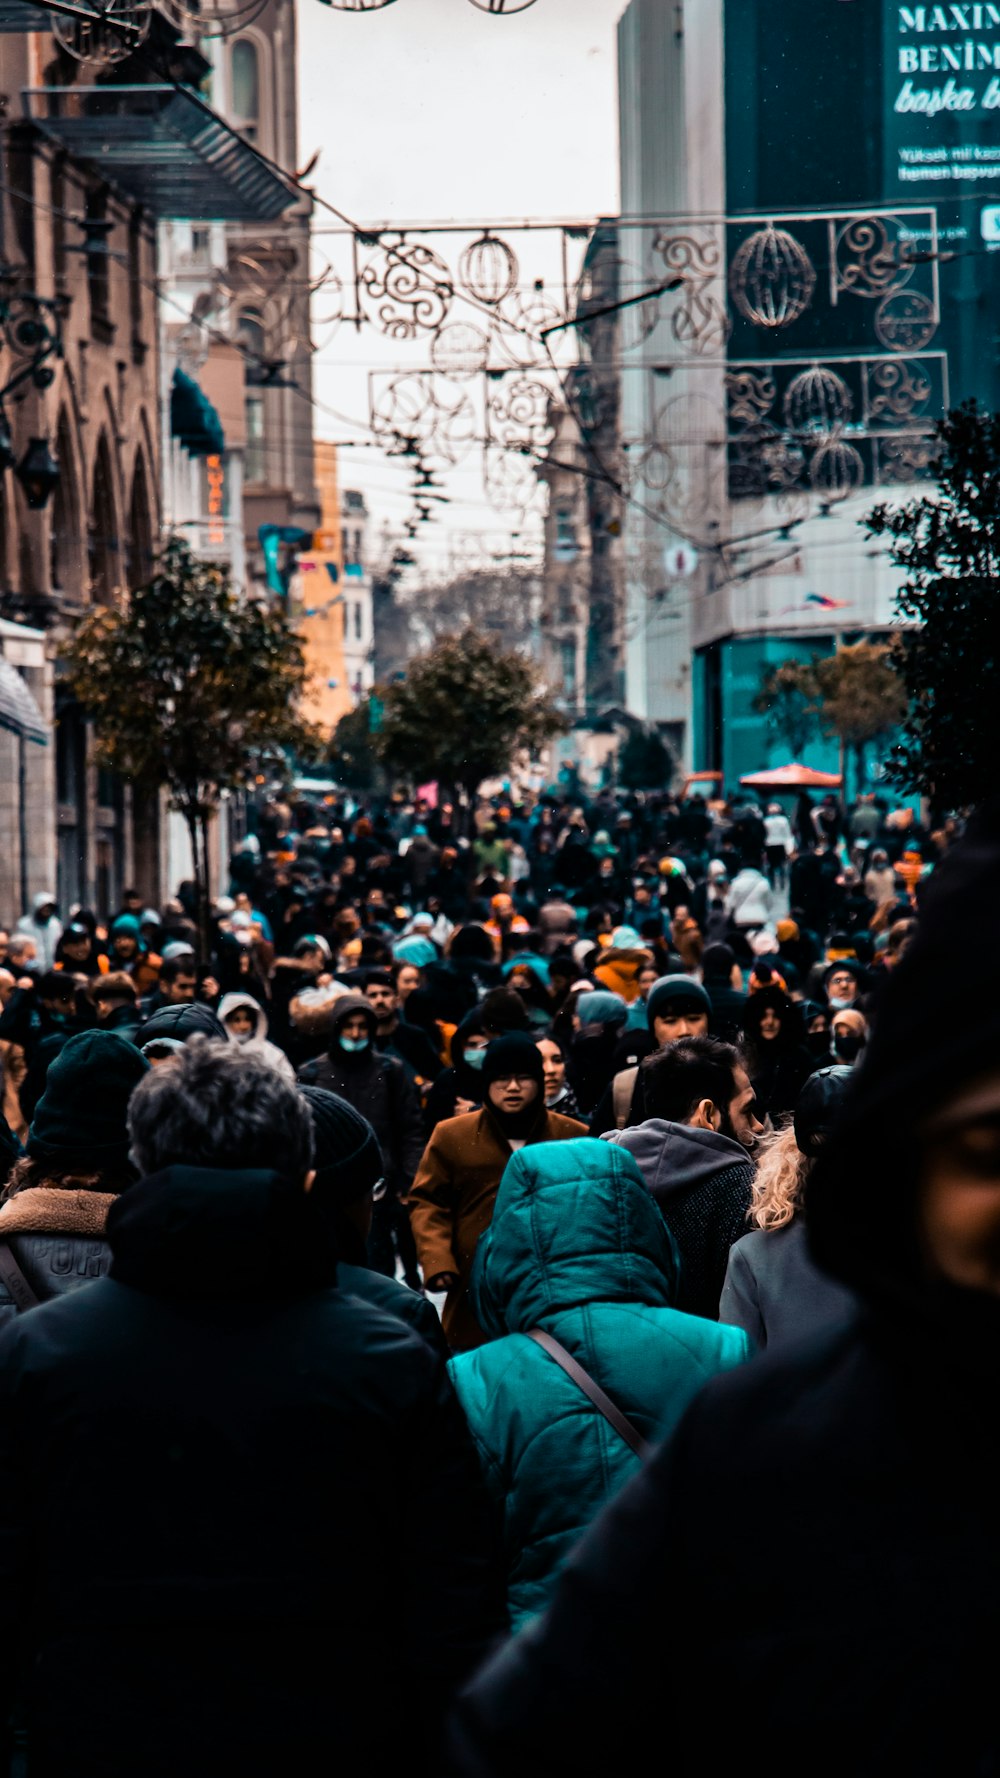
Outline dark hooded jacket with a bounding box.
[449,819,1000,1778]
[449,1139,748,1627]
[0,1163,504,1776]
[603,1119,755,1318]
[298,995,424,1194]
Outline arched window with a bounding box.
[236,310,267,385]
[49,410,82,596]
[89,436,118,604]
[127,452,153,591]
[231,39,260,143]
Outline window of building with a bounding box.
[236,311,268,387]
[555,506,577,562]
[354,600,363,640]
[245,393,265,483]
[560,639,577,698]
[85,187,110,333]
[231,39,260,143]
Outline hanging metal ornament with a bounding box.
[458,233,518,307]
[466,0,539,10]
[810,436,865,501]
[319,0,399,10]
[783,365,852,436]
[175,0,269,37]
[53,0,152,66]
[430,321,492,379]
[729,225,816,330]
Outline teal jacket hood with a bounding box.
[469,1136,680,1338]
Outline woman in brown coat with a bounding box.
[407,1032,586,1351]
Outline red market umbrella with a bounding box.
[739,762,843,789]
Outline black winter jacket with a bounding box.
[0,1164,504,1777]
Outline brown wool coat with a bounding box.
[406,1105,587,1353]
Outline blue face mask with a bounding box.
[464,1047,487,1070]
[340,1035,370,1054]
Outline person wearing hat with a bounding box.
[719,1066,858,1353]
[107,914,161,996]
[138,1001,226,1064]
[591,976,712,1135]
[565,990,630,1122]
[298,1085,444,1354]
[298,993,424,1287]
[408,1032,586,1352]
[0,1029,148,1329]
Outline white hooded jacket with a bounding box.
[218,991,295,1084]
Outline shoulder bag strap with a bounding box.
[0,1241,40,1313]
[527,1327,649,1460]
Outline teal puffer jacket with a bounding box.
[449,1137,750,1627]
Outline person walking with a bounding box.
[0,1040,505,1777]
[719,1066,858,1351]
[408,1033,586,1351]
[0,1030,148,1328]
[298,993,425,1286]
[449,1137,749,1626]
[603,1036,762,1318]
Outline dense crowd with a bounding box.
[0,777,990,1774]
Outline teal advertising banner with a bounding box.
[885,4,1000,197]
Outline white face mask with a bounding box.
[230,1026,254,1045]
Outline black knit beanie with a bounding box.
[480,1031,545,1091]
[28,1030,149,1173]
[646,975,711,1031]
[298,1085,383,1203]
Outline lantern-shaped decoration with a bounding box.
[318,0,398,10]
[458,234,518,306]
[810,437,865,501]
[729,225,816,330]
[431,321,492,380]
[783,366,852,437]
[467,0,538,11]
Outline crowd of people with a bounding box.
[0,775,987,1774]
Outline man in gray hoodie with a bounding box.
[603,1036,762,1320]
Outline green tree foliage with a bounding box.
[61,537,319,951]
[329,694,386,793]
[373,628,565,810]
[867,401,1000,810]
[753,660,821,758]
[617,725,675,790]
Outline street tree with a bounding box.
[373,627,565,816]
[812,642,906,799]
[867,400,1000,810]
[62,537,319,953]
[753,660,821,759]
[617,725,675,790]
[329,694,386,794]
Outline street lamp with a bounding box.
[16,438,60,511]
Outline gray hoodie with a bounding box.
[603,1119,755,1320]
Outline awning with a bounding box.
[0,0,52,29]
[740,762,843,789]
[171,368,225,458]
[23,84,298,221]
[0,657,47,744]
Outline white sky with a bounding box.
[296,0,626,577]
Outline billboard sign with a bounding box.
[886,3,1000,196]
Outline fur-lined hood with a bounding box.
[0,1186,117,1237]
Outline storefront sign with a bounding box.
[886,3,1000,193]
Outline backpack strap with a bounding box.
[527,1328,649,1459]
[0,1241,40,1313]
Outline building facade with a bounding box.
[616,0,976,785]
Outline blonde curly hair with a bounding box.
[747,1121,811,1232]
